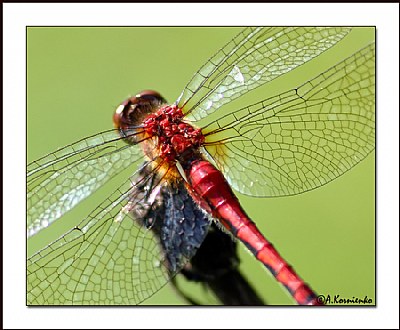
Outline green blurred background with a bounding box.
[27,27,375,305]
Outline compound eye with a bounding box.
[113,90,167,129]
[136,90,166,104]
[113,99,130,129]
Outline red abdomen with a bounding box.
[186,159,323,305]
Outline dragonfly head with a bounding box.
[113,90,167,131]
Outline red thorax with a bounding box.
[143,105,205,162]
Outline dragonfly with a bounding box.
[27,27,375,305]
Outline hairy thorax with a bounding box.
[114,91,205,182]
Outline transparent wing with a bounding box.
[28,174,164,305]
[27,130,143,237]
[177,27,351,121]
[202,42,375,197]
[27,163,210,305]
